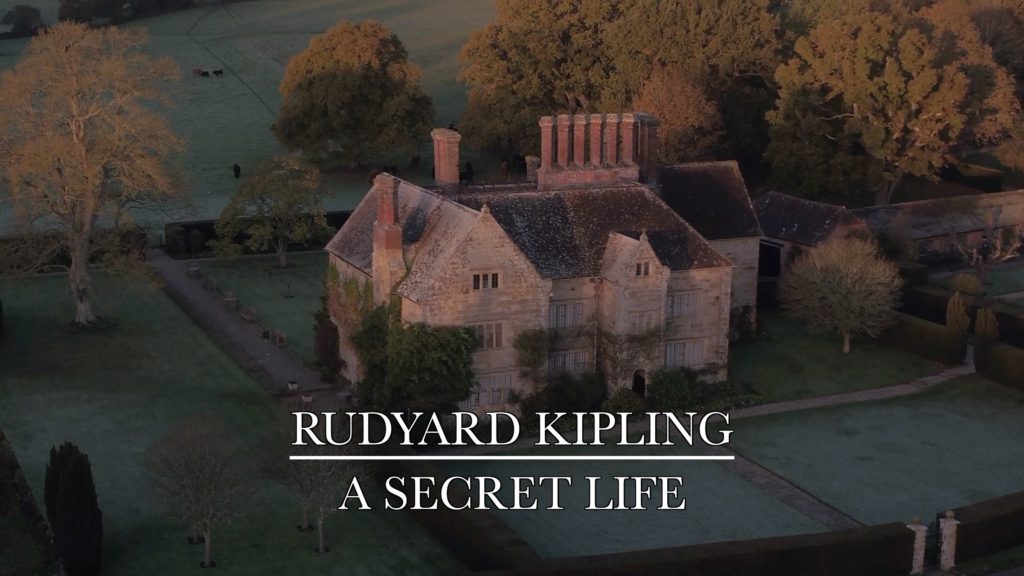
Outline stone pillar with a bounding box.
[372,174,404,305]
[620,113,636,165]
[525,155,540,181]
[907,519,928,575]
[539,116,555,170]
[573,114,588,167]
[604,113,620,166]
[589,113,604,167]
[431,128,461,187]
[556,114,572,168]
[939,511,960,573]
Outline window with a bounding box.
[549,302,584,329]
[549,350,590,375]
[635,262,651,277]
[472,272,500,291]
[459,373,513,409]
[665,339,706,368]
[667,291,698,319]
[628,311,656,334]
[473,323,503,349]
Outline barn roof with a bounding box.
[657,161,761,240]
[853,190,1024,239]
[754,191,863,246]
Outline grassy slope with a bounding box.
[731,375,1024,525]
[729,312,945,402]
[198,252,327,365]
[0,274,462,575]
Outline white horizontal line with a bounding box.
[289,455,734,461]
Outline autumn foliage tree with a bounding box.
[215,156,328,268]
[779,236,902,353]
[632,67,723,163]
[274,20,434,165]
[767,3,1023,203]
[0,23,183,325]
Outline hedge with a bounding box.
[945,491,1024,564]
[478,523,914,576]
[878,312,958,364]
[162,210,352,259]
[900,285,1024,347]
[975,342,1024,391]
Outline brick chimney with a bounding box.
[431,128,461,188]
[372,174,404,304]
[536,112,659,190]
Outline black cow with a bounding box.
[212,69,224,77]
[233,164,241,179]
[201,71,210,78]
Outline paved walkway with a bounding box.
[148,249,343,403]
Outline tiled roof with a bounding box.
[853,190,1024,239]
[754,191,862,245]
[657,161,761,240]
[454,185,729,278]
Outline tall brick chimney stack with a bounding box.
[536,111,659,190]
[372,174,405,304]
[431,128,461,187]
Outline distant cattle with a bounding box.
[192,66,204,77]
[201,71,210,78]
[212,69,224,77]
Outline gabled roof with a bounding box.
[754,191,863,245]
[454,185,729,278]
[853,190,1024,239]
[657,161,761,240]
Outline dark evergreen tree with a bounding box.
[44,442,103,576]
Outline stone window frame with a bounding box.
[472,271,500,291]
[472,322,504,350]
[634,261,651,277]
[628,310,657,334]
[665,338,706,368]
[549,301,584,329]
[666,291,699,320]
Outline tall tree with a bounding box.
[779,236,902,353]
[214,156,328,268]
[45,443,103,576]
[146,416,252,568]
[631,67,723,163]
[2,4,43,36]
[767,6,1023,203]
[0,23,183,325]
[274,20,433,165]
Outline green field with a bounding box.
[729,312,945,402]
[0,274,462,575]
[731,375,1024,525]
[198,252,328,364]
[0,0,497,232]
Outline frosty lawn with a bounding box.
[729,312,945,401]
[198,252,327,365]
[442,444,826,559]
[0,274,462,576]
[730,375,1024,526]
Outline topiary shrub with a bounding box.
[45,442,102,576]
[974,307,1000,373]
[943,291,970,364]
[950,273,984,296]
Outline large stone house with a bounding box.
[325,113,753,409]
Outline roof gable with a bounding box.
[657,161,761,240]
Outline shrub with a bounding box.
[603,386,646,413]
[950,273,984,296]
[313,296,341,384]
[647,367,761,412]
[45,442,103,576]
[975,307,999,370]
[944,291,970,364]
[977,343,1024,390]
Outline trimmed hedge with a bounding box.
[163,210,351,258]
[975,343,1024,391]
[481,523,914,576]
[946,491,1024,564]
[878,312,958,364]
[901,285,1024,347]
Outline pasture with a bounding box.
[0,0,496,231]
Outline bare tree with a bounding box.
[0,23,183,325]
[953,225,1022,284]
[272,403,360,553]
[146,416,252,568]
[779,236,902,353]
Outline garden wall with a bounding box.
[878,312,956,364]
[944,491,1024,564]
[473,523,914,576]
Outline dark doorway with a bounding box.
[632,370,647,397]
[759,241,783,278]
